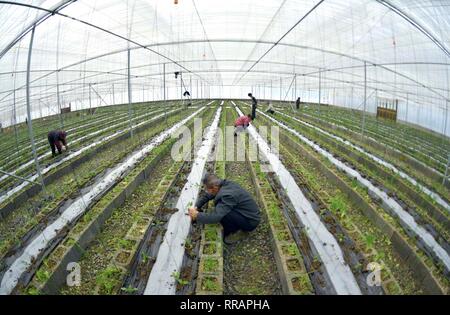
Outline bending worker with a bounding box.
[48,130,68,157]
[188,173,260,245]
[248,93,257,119]
[234,114,252,136]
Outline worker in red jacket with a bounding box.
[47,130,68,157]
[234,114,252,136]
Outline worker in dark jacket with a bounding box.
[248,93,257,120]
[188,173,260,244]
[47,130,68,157]
[296,97,301,110]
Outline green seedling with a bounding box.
[364,233,376,249]
[184,237,193,250]
[121,286,138,294]
[171,272,188,286]
[141,252,150,264]
[35,269,50,283]
[96,266,122,294]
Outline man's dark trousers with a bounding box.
[252,105,256,120]
[220,210,258,236]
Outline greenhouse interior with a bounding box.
[0,0,449,297]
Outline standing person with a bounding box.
[183,91,191,107]
[248,93,257,119]
[296,97,301,110]
[47,130,68,157]
[234,114,252,136]
[188,173,260,244]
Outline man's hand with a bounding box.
[188,207,199,221]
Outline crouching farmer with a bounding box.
[188,174,260,245]
[47,130,68,157]
[234,114,252,136]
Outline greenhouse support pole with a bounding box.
[442,100,448,136]
[271,80,273,100]
[26,26,46,192]
[294,74,297,100]
[442,102,449,185]
[163,63,167,124]
[56,75,64,128]
[263,82,266,100]
[163,63,166,102]
[12,87,19,152]
[405,93,408,121]
[88,83,92,112]
[280,78,282,102]
[180,72,183,100]
[127,48,133,137]
[318,69,321,116]
[56,21,64,129]
[350,87,354,109]
[444,152,450,186]
[361,61,367,137]
[112,83,115,105]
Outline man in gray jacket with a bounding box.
[188,173,260,244]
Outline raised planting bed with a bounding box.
[195,107,227,295]
[0,108,197,260]
[32,148,181,294]
[141,105,222,295]
[296,103,449,168]
[266,110,450,245]
[255,101,450,190]
[275,124,449,294]
[270,109,450,215]
[0,106,190,221]
[248,158,313,295]
[0,106,174,194]
[219,106,282,295]
[56,104,217,295]
[0,106,210,295]
[277,142,397,294]
[253,107,450,280]
[232,102,362,295]
[297,107,449,188]
[0,100,172,158]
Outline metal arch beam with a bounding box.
[235,0,325,85]
[1,39,447,102]
[1,39,449,103]
[4,67,445,113]
[0,1,211,85]
[192,0,223,87]
[2,60,450,77]
[0,0,76,59]
[2,62,448,112]
[0,60,421,102]
[375,0,450,59]
[233,0,288,85]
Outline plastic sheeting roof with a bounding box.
[0,0,449,134]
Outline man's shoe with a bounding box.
[224,230,249,245]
